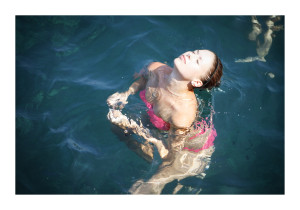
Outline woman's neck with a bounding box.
[164,68,194,98]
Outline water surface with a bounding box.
[16,16,284,194]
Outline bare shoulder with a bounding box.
[170,107,197,129]
[147,62,167,71]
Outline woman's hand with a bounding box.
[107,109,169,159]
[107,92,129,110]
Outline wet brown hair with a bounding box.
[200,54,223,90]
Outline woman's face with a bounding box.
[174,49,215,81]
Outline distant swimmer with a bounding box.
[107,49,223,194]
[235,16,283,63]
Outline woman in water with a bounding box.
[107,49,223,194]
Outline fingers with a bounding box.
[145,137,169,159]
[106,93,117,108]
[107,109,121,123]
[107,109,132,129]
[118,100,128,110]
[107,92,128,110]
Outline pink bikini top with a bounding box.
[139,89,170,130]
[139,89,216,152]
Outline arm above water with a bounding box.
[107,76,146,109]
[107,62,165,109]
[107,62,170,158]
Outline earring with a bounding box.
[191,81,201,87]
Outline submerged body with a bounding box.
[107,49,223,194]
[131,91,217,193]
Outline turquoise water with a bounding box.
[16,16,284,194]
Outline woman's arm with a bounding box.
[107,62,170,158]
[107,108,191,159]
[166,127,190,152]
[107,76,146,110]
[107,109,169,159]
[107,62,165,110]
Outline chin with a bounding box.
[173,60,186,78]
[174,58,181,69]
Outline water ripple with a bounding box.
[74,76,117,90]
[59,137,100,156]
[48,76,120,91]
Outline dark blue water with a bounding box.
[16,16,284,194]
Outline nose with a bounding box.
[185,51,194,58]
